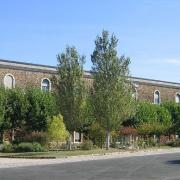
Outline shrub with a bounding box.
[23,131,48,145]
[48,141,67,150]
[32,142,45,152]
[16,142,34,152]
[0,144,3,151]
[137,140,147,149]
[165,140,176,147]
[136,101,172,136]
[89,122,105,148]
[59,143,68,150]
[80,140,94,150]
[1,143,14,153]
[71,143,81,150]
[110,141,119,148]
[15,142,44,152]
[47,115,69,142]
[171,139,180,147]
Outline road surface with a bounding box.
[0,153,180,180]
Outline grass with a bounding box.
[0,146,175,159]
[0,148,122,159]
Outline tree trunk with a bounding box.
[68,134,72,150]
[11,129,15,142]
[0,131,3,142]
[101,134,103,149]
[106,129,110,150]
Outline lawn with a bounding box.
[0,146,173,159]
[0,148,123,159]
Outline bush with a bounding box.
[32,142,45,152]
[168,139,180,147]
[15,142,44,152]
[137,140,147,149]
[1,143,14,153]
[89,122,105,148]
[165,140,176,147]
[110,141,120,148]
[80,140,94,150]
[175,138,180,147]
[16,142,34,152]
[23,131,48,145]
[136,101,172,136]
[71,143,81,150]
[47,115,69,142]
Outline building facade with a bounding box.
[0,59,180,104]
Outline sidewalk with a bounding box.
[0,148,180,169]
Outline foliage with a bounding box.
[0,87,58,142]
[4,88,28,141]
[135,101,157,124]
[1,142,14,153]
[20,131,47,145]
[31,142,45,152]
[0,88,7,141]
[80,140,94,150]
[15,142,44,152]
[77,93,95,132]
[89,122,106,148]
[135,101,172,136]
[15,142,34,152]
[166,138,180,147]
[47,114,69,142]
[161,102,180,134]
[25,88,57,132]
[91,30,135,149]
[119,127,138,136]
[54,46,86,133]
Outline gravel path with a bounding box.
[0,148,180,169]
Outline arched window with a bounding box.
[132,83,138,100]
[132,88,138,100]
[154,90,160,104]
[41,78,51,92]
[175,93,180,103]
[4,74,15,89]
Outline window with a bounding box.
[4,74,15,89]
[175,93,180,103]
[132,83,138,100]
[41,78,51,92]
[154,90,160,104]
[74,132,82,143]
[132,88,138,100]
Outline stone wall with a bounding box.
[0,59,180,104]
[136,83,180,103]
[0,67,54,89]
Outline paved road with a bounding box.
[0,153,180,180]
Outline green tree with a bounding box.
[91,30,135,149]
[89,122,105,148]
[135,101,158,125]
[25,88,57,132]
[54,46,86,148]
[161,102,180,134]
[0,88,7,141]
[4,88,28,141]
[47,114,69,142]
[136,101,172,136]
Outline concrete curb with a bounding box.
[0,148,180,169]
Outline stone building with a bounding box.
[0,59,180,105]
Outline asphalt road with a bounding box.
[0,153,180,180]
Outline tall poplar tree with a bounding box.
[54,46,86,148]
[91,30,135,149]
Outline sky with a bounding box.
[0,0,180,82]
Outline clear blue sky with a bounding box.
[0,0,180,82]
